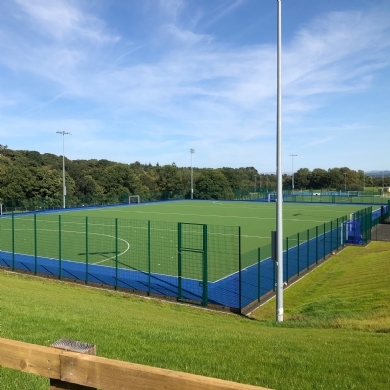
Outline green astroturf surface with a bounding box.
[0,201,373,281]
[66,200,368,249]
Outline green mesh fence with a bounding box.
[283,194,389,205]
[0,213,240,309]
[0,204,381,312]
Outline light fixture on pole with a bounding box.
[289,154,297,191]
[343,173,347,192]
[382,171,384,191]
[56,131,71,208]
[275,0,284,323]
[363,171,365,191]
[190,149,195,200]
[251,169,257,193]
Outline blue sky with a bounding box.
[0,0,389,173]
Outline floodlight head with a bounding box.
[56,131,72,135]
[190,148,195,154]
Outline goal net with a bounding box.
[129,195,140,204]
[347,191,359,197]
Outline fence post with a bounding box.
[297,232,300,276]
[316,226,318,264]
[238,226,242,311]
[59,215,62,280]
[148,220,151,296]
[85,217,89,285]
[286,237,289,284]
[202,224,208,307]
[330,220,333,252]
[115,218,118,291]
[306,229,309,271]
[12,212,15,271]
[323,223,326,259]
[34,214,37,275]
[257,247,261,302]
[177,223,182,301]
[50,338,97,390]
[273,256,275,292]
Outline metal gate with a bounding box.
[177,223,208,306]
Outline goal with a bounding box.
[268,193,277,202]
[128,195,140,204]
[347,191,359,197]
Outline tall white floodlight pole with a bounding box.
[190,149,195,199]
[56,131,71,208]
[344,173,347,192]
[289,154,297,191]
[382,171,384,191]
[276,0,284,323]
[363,172,365,191]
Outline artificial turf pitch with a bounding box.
[67,199,367,250]
[0,200,367,274]
[0,200,373,308]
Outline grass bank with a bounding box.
[0,242,389,389]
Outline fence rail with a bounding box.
[0,337,268,390]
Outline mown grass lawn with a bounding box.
[0,242,389,390]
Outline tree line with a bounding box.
[0,145,387,207]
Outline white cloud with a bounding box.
[157,0,185,20]
[283,9,390,99]
[14,0,120,44]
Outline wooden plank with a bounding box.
[0,337,60,379]
[60,352,270,390]
[0,337,271,390]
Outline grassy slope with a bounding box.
[0,242,389,389]
[251,242,390,332]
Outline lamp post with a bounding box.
[56,131,71,208]
[363,171,365,192]
[344,173,347,193]
[275,0,284,323]
[382,171,384,192]
[289,154,297,192]
[190,149,195,199]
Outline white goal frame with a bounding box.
[128,195,140,204]
[347,191,359,197]
[268,193,277,202]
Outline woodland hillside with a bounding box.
[0,144,384,207]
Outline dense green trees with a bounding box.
[0,146,384,209]
[194,169,234,200]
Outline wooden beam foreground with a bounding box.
[0,338,271,390]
